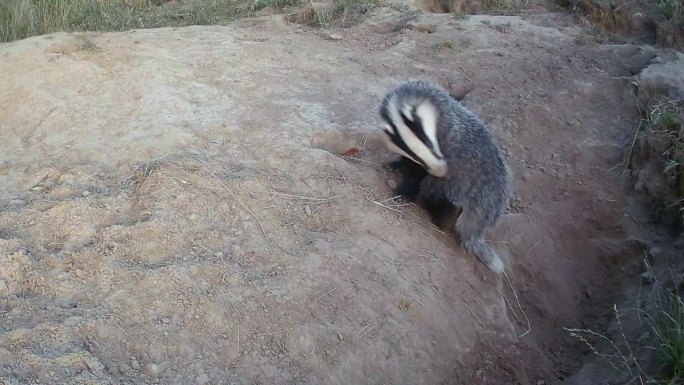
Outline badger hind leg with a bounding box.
[454,209,505,274]
[419,195,462,231]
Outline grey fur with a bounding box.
[379,80,512,274]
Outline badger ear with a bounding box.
[400,104,415,122]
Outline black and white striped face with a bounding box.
[380,97,447,178]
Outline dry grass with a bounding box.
[0,0,378,42]
[556,0,683,48]
[631,98,684,228]
[565,258,684,385]
[287,0,381,27]
[646,100,684,197]
[481,0,524,15]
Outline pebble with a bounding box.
[649,246,662,258]
[145,363,161,377]
[304,205,312,215]
[82,190,91,197]
[131,360,141,370]
[641,271,655,284]
[387,179,398,189]
[162,317,170,324]
[74,269,85,278]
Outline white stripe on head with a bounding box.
[386,98,447,178]
[414,100,444,159]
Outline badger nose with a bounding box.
[429,161,448,178]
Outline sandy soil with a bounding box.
[0,7,680,385]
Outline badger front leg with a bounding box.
[385,157,428,202]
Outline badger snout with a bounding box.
[427,160,448,178]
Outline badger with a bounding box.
[378,80,512,274]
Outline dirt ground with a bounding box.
[0,4,682,385]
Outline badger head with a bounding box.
[380,96,447,178]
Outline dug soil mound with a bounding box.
[1,9,679,385]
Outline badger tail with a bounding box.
[455,210,505,274]
[463,237,505,274]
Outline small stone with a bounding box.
[328,34,343,40]
[337,333,343,341]
[74,269,85,278]
[537,381,546,385]
[304,205,312,215]
[649,246,662,258]
[215,251,224,258]
[387,179,398,189]
[131,360,141,370]
[145,363,161,377]
[641,271,655,284]
[162,318,170,324]
[82,190,91,197]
